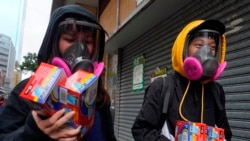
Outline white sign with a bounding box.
[133,64,143,84]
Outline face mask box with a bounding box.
[58,69,99,135]
[175,120,207,141]
[206,126,225,141]
[20,62,67,112]
[20,61,103,136]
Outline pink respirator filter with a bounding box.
[51,57,72,77]
[183,57,203,80]
[93,61,104,77]
[213,61,227,80]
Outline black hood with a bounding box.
[37,5,106,65]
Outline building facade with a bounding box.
[0,69,3,87]
[51,1,250,141]
[0,33,16,90]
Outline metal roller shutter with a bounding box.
[114,1,250,141]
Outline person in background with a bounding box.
[132,19,232,141]
[0,94,5,112]
[0,5,116,141]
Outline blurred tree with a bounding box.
[19,52,38,72]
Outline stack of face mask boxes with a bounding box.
[20,62,104,137]
[175,120,224,141]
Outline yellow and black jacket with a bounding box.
[132,20,232,141]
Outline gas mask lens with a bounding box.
[186,30,221,59]
[58,18,102,61]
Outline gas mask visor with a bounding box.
[57,18,102,73]
[184,29,222,60]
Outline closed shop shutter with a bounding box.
[114,1,250,141]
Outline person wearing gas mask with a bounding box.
[132,20,232,141]
[0,5,116,141]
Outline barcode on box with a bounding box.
[59,87,68,104]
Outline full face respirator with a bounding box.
[183,30,227,81]
[51,18,102,76]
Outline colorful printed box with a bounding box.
[57,62,104,136]
[175,120,207,141]
[20,62,67,113]
[174,120,225,141]
[20,62,104,136]
[206,126,224,141]
[58,69,99,133]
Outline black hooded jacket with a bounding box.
[132,73,232,141]
[0,5,116,141]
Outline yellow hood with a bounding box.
[171,20,226,78]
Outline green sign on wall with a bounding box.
[132,55,145,92]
